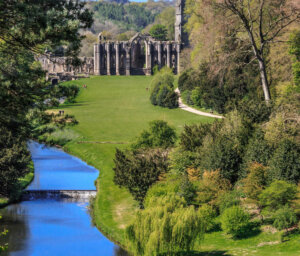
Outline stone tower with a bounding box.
[175,0,185,43]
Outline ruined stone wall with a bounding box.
[94,33,181,76]
[38,56,94,75]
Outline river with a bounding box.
[0,142,127,256]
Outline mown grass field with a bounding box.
[60,76,300,255]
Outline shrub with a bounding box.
[238,98,272,124]
[133,120,177,149]
[200,136,242,183]
[195,170,231,206]
[150,67,178,108]
[113,148,169,208]
[178,175,197,205]
[259,180,297,210]
[198,204,217,232]
[272,206,297,230]
[178,68,200,92]
[0,126,31,196]
[57,84,80,103]
[221,206,252,238]
[169,148,197,174]
[218,190,241,214]
[241,162,268,200]
[180,123,211,152]
[242,129,273,171]
[144,174,180,208]
[156,84,178,108]
[268,139,300,184]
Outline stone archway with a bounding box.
[130,39,146,69]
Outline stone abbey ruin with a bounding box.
[39,0,185,79]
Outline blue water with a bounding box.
[0,142,126,256]
[27,142,99,190]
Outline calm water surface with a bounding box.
[0,142,127,256]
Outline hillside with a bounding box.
[80,0,175,56]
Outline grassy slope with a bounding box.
[61,76,212,245]
[60,76,300,255]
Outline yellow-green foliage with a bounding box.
[126,195,205,255]
[241,162,268,200]
[194,170,231,206]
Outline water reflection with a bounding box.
[0,200,123,256]
[0,142,128,256]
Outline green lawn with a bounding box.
[60,76,212,245]
[59,76,300,255]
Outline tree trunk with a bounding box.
[257,57,271,103]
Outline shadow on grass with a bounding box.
[231,227,261,240]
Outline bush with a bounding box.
[241,162,268,200]
[56,84,80,103]
[178,175,197,205]
[133,120,177,149]
[169,148,197,174]
[272,206,298,230]
[259,180,297,210]
[198,204,217,232]
[144,174,180,208]
[194,170,231,206]
[242,129,273,171]
[200,136,242,183]
[218,190,241,214]
[113,148,169,208]
[0,126,31,196]
[180,123,211,152]
[150,67,178,108]
[221,206,252,238]
[268,139,300,184]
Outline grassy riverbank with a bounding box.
[58,76,300,255]
[58,76,212,245]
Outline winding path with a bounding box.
[175,88,223,119]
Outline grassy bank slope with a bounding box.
[60,76,212,245]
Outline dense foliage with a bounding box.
[90,0,173,35]
[113,148,169,208]
[272,206,298,230]
[150,67,178,108]
[149,24,168,41]
[126,195,205,255]
[259,180,297,211]
[0,127,30,196]
[0,1,92,198]
[132,120,177,149]
[113,120,177,207]
[0,216,7,252]
[221,206,252,239]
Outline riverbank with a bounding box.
[0,162,34,208]
[54,76,212,247]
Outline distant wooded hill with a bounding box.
[80,0,175,56]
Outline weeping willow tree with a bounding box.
[125,195,205,255]
[0,216,8,252]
